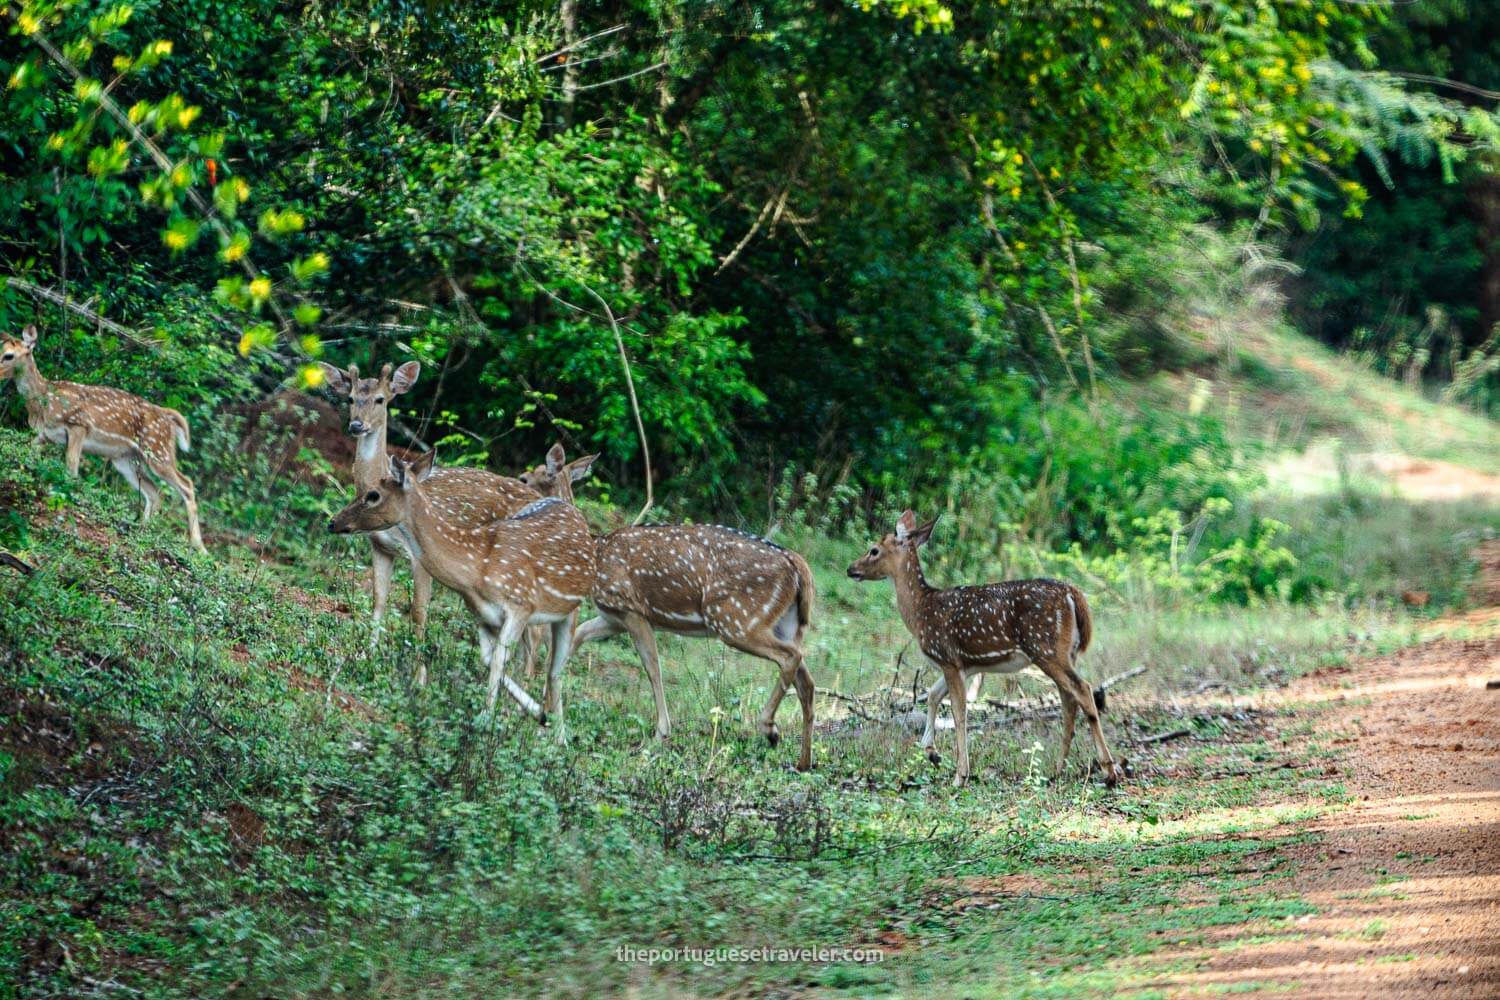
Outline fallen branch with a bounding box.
[1134,727,1192,746]
[819,689,881,722]
[0,552,35,575]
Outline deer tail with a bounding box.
[1067,583,1103,712]
[169,410,191,452]
[787,550,816,630]
[1068,583,1092,656]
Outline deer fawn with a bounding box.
[329,449,595,729]
[847,511,1123,788]
[525,444,818,770]
[319,361,538,654]
[0,325,205,553]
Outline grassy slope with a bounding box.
[1,325,1496,998]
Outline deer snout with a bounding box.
[347,419,368,436]
[846,566,864,580]
[328,518,346,534]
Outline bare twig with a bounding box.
[1134,727,1192,746]
[524,267,654,524]
[820,689,881,722]
[572,60,668,93]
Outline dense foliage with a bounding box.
[0,0,1492,527]
[1289,0,1500,410]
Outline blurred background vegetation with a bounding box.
[1,0,1498,587]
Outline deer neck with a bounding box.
[351,419,388,486]
[402,486,474,592]
[889,548,935,638]
[13,354,47,401]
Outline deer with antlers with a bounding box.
[319,361,539,654]
[329,448,595,727]
[525,443,818,771]
[0,324,205,553]
[847,511,1123,788]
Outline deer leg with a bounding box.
[966,671,984,703]
[1058,664,1121,786]
[573,613,626,647]
[744,639,814,768]
[518,625,543,679]
[944,664,970,788]
[408,558,433,687]
[111,456,159,522]
[410,561,433,641]
[368,542,397,646]
[618,612,671,739]
[542,612,577,742]
[64,425,85,476]
[920,672,947,761]
[1056,690,1078,778]
[791,659,815,772]
[485,612,544,721]
[150,460,205,553]
[759,675,788,747]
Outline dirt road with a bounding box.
[1168,543,1500,998]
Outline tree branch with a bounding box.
[4,277,155,347]
[21,21,292,333]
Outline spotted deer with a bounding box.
[319,361,538,655]
[522,445,817,770]
[847,511,1123,788]
[0,325,205,552]
[328,449,595,728]
[514,443,600,675]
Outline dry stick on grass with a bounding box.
[0,552,35,576]
[1134,727,1193,746]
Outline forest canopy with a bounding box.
[1,0,1494,532]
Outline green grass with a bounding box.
[1,316,1495,1000]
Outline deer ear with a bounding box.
[411,448,437,483]
[387,454,408,487]
[390,361,420,395]
[545,443,566,476]
[895,509,917,541]
[567,453,599,483]
[909,515,939,548]
[20,325,37,349]
[318,363,352,395]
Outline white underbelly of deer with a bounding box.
[649,608,716,637]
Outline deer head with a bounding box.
[318,360,419,438]
[0,325,39,382]
[328,449,435,535]
[518,443,599,501]
[846,510,938,580]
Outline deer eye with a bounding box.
[375,396,385,405]
[365,490,380,503]
[869,547,879,557]
[2,354,11,361]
